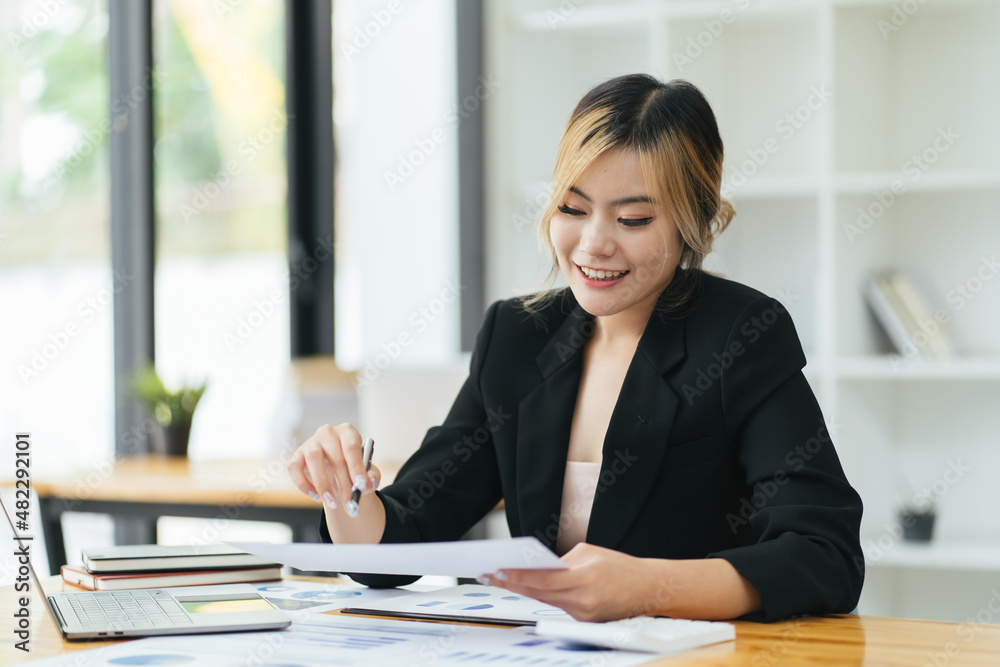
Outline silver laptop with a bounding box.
[2,495,291,640]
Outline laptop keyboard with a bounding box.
[62,590,194,631]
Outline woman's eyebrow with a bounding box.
[567,185,654,206]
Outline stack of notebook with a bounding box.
[61,544,282,591]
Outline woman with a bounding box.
[287,74,864,623]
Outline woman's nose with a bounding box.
[578,218,616,257]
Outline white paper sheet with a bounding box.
[227,536,567,578]
[250,578,419,615]
[343,583,574,624]
[25,612,657,667]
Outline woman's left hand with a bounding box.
[482,543,670,622]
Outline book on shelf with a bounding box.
[61,564,283,591]
[863,270,953,360]
[81,544,280,573]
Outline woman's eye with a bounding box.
[619,217,653,227]
[558,204,584,216]
[558,203,651,226]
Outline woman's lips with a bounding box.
[576,264,628,287]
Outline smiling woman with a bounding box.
[550,149,680,323]
[526,78,734,322]
[288,73,864,624]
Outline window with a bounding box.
[1,0,114,468]
[151,0,289,458]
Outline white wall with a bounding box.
[333,0,462,373]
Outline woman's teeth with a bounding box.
[580,266,628,281]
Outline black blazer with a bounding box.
[322,270,864,621]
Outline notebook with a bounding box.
[81,544,278,573]
[61,564,283,591]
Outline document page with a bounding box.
[227,537,567,579]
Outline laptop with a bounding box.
[1,495,291,640]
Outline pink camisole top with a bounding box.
[555,460,602,556]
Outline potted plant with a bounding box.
[898,497,936,543]
[129,365,207,457]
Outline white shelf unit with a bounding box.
[485,0,1000,621]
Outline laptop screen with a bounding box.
[1,492,66,640]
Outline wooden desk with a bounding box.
[4,576,1000,665]
[30,456,358,574]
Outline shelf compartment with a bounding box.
[836,381,1000,542]
[668,9,823,181]
[834,1,1000,173]
[833,190,1000,358]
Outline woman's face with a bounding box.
[550,148,682,321]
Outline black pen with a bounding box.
[346,437,375,518]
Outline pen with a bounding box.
[345,437,375,518]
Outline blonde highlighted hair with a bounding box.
[521,75,734,315]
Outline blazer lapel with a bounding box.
[586,309,686,551]
[514,294,688,553]
[516,303,595,551]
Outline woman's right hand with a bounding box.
[287,423,386,543]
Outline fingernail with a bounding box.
[368,472,378,491]
[345,500,359,518]
[353,473,367,492]
[307,491,321,502]
[322,492,337,509]
[475,575,490,585]
[493,570,508,581]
